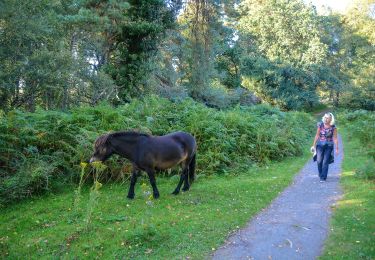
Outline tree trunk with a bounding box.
[26,81,37,112]
[334,91,340,107]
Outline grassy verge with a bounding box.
[320,129,375,259]
[0,152,310,259]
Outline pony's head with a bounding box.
[90,134,114,163]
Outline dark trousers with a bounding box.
[316,142,333,180]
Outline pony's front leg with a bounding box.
[146,169,160,199]
[127,166,139,199]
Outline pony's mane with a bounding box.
[94,131,150,147]
[110,131,151,138]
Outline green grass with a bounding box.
[0,152,310,259]
[320,129,375,259]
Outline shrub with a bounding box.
[0,96,314,206]
[338,110,375,159]
[355,158,375,180]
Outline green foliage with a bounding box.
[0,0,66,111]
[197,84,242,109]
[239,0,327,66]
[356,158,375,180]
[338,109,375,158]
[1,0,374,111]
[338,109,375,181]
[0,0,121,111]
[236,0,342,110]
[338,1,375,111]
[337,109,375,182]
[241,56,320,110]
[216,45,242,89]
[0,96,314,206]
[316,1,375,110]
[108,0,175,100]
[177,1,238,101]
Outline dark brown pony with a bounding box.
[90,131,197,199]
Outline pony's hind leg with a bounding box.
[182,166,190,191]
[172,166,188,195]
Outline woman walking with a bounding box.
[312,113,339,182]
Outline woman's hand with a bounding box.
[335,147,339,155]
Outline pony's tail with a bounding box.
[188,153,196,184]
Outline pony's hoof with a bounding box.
[153,193,160,199]
[127,194,135,199]
[182,187,190,192]
[172,190,179,195]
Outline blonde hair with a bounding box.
[322,112,335,126]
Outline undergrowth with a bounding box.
[0,96,314,206]
[337,110,375,180]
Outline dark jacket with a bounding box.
[313,150,334,164]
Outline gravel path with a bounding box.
[212,136,343,260]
